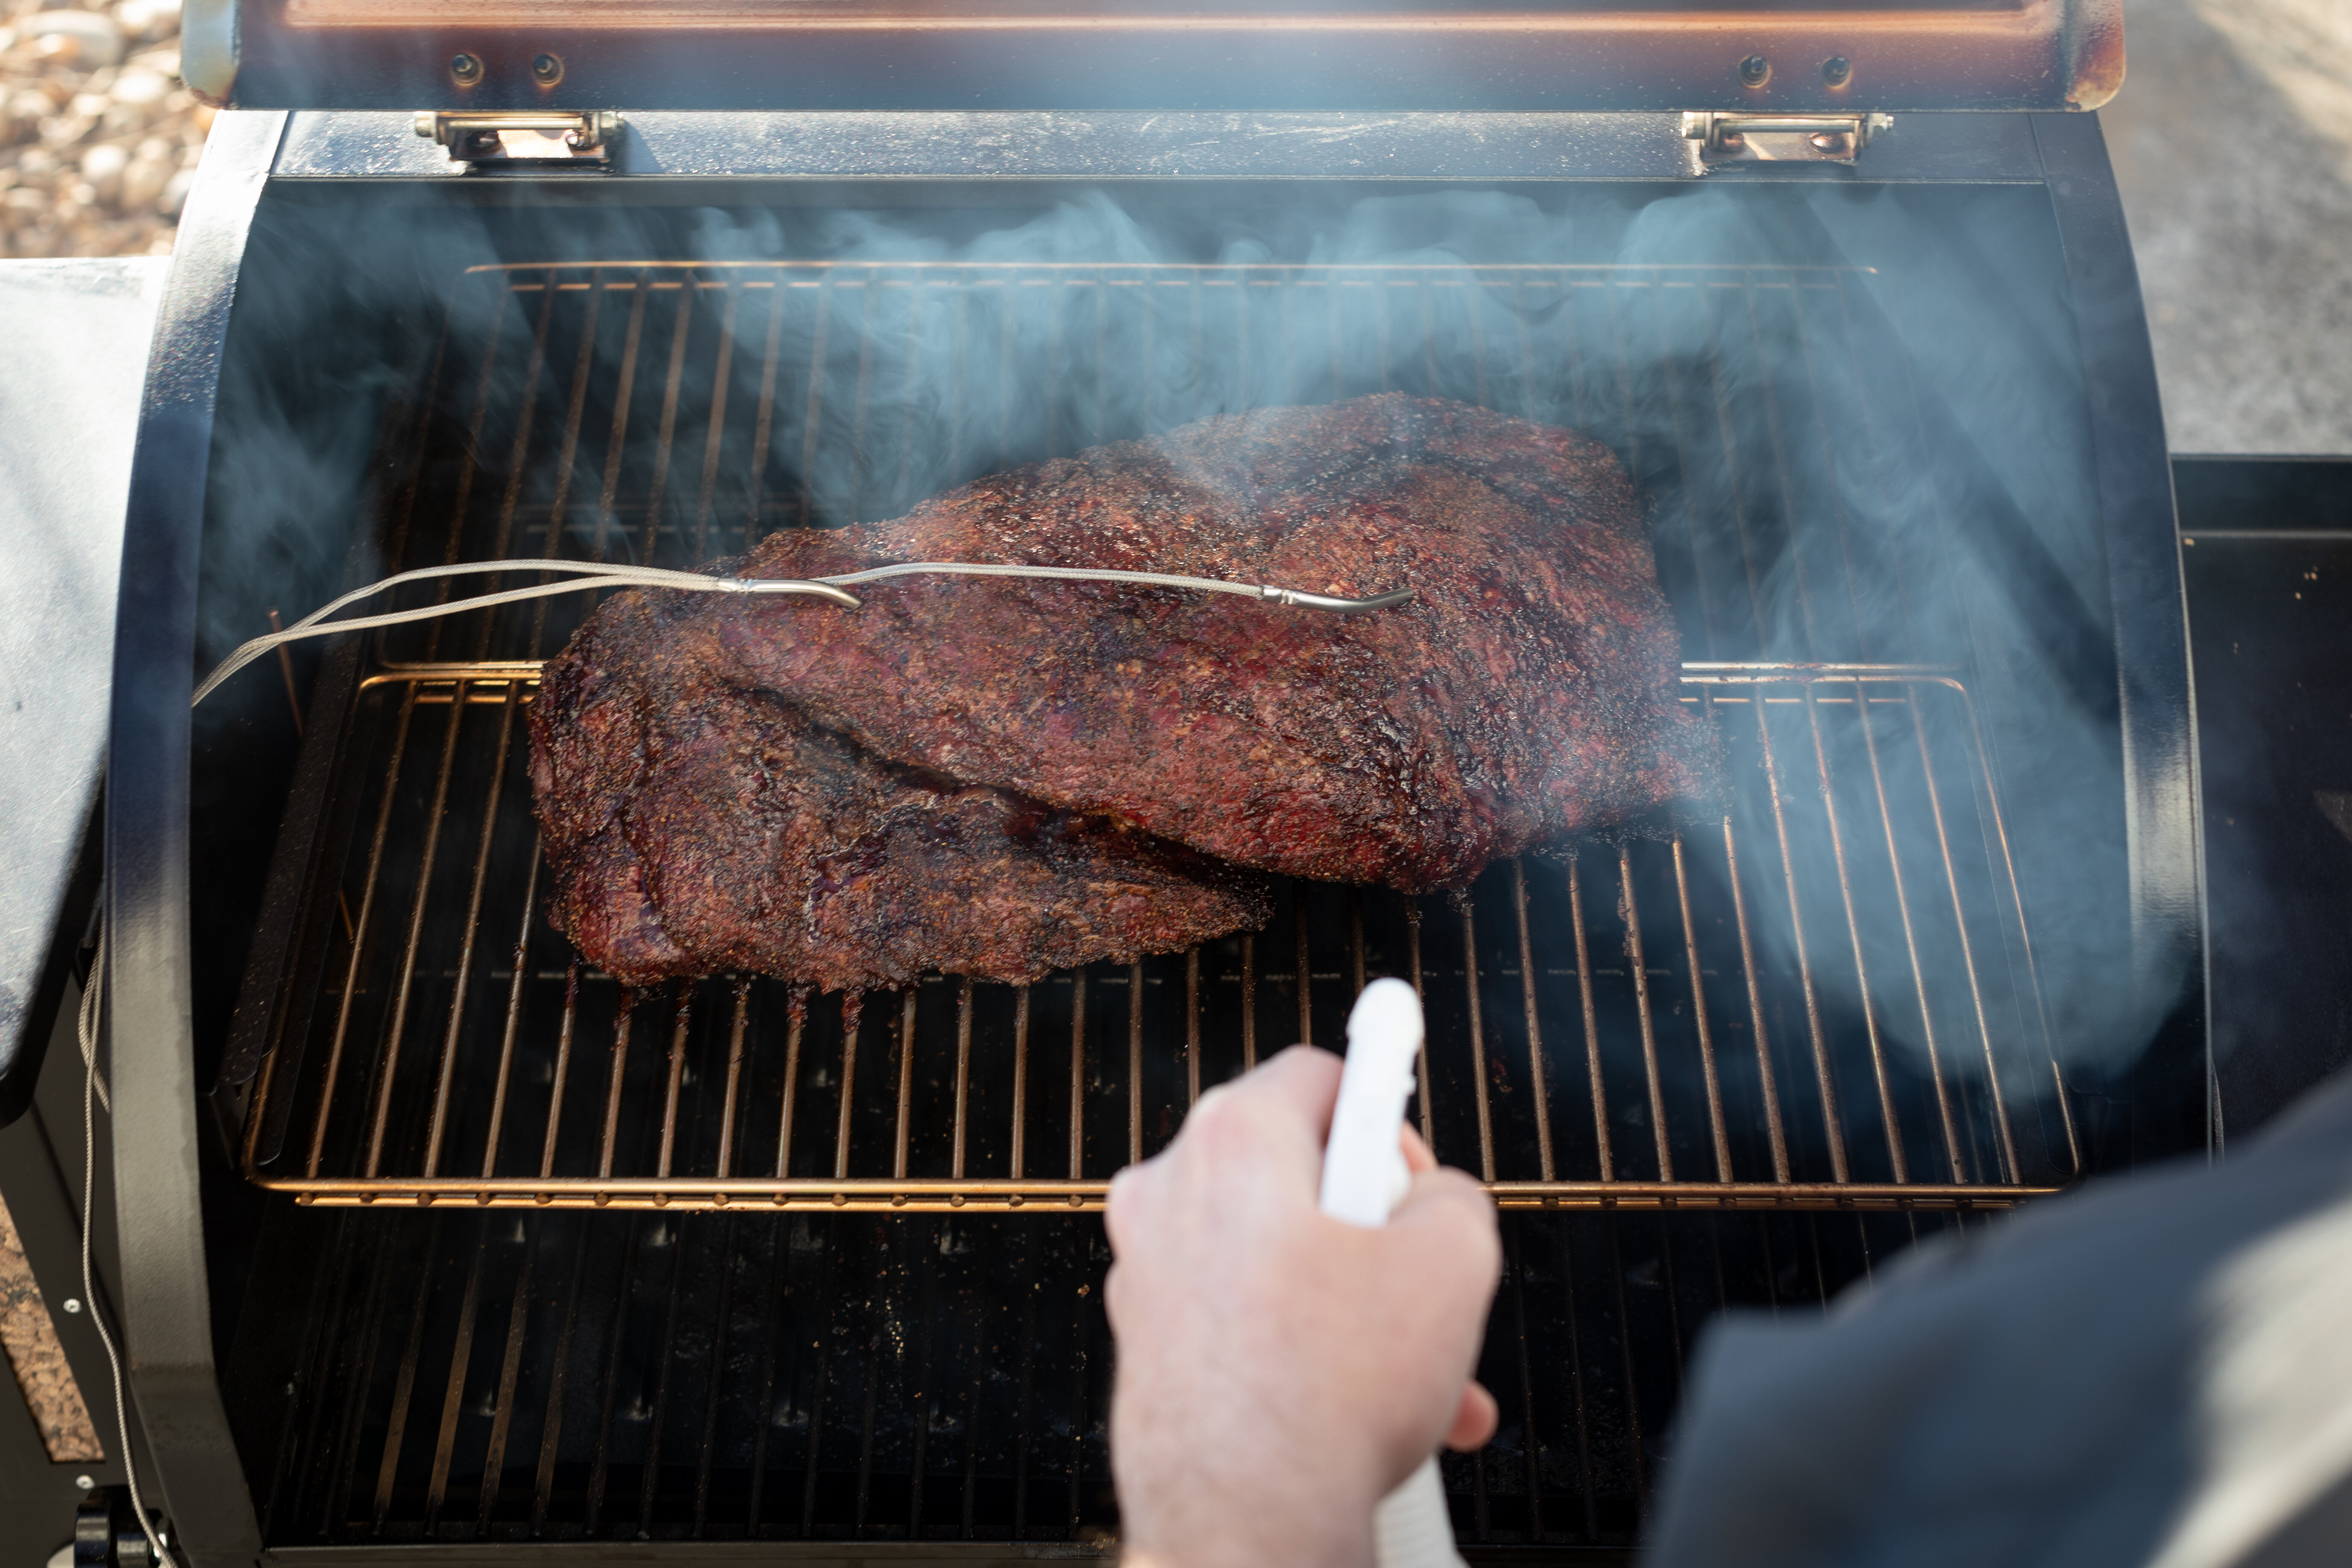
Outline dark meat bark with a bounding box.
[665,393,1716,891]
[530,608,1271,992]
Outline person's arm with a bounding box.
[1105,1044,1502,1568]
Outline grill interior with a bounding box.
[232,259,2081,1214]
[217,211,2121,1551]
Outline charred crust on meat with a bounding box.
[531,393,1720,992]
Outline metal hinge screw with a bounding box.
[449,52,483,87]
[61,1296,82,1313]
[1739,54,1771,88]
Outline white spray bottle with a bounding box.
[1320,978,1470,1568]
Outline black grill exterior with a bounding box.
[65,110,2203,1565]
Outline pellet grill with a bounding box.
[15,0,2215,1560]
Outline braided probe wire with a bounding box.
[190,558,1412,709]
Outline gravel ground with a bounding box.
[0,1192,100,1463]
[2108,0,2352,455]
[0,0,209,258]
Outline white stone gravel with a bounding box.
[0,0,208,258]
[2109,0,2352,455]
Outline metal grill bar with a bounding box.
[301,682,419,1179]
[717,981,750,1177]
[1619,845,1672,1184]
[1460,906,1497,1184]
[539,965,576,1179]
[1295,908,1313,1048]
[692,284,741,561]
[1856,677,1964,1180]
[1719,786,1790,1183]
[657,991,691,1178]
[251,1030,1992,1548]
[361,683,468,1179]
[1565,851,1613,1184]
[1128,962,1145,1168]
[1508,860,1555,1183]
[475,1222,532,1531]
[894,990,917,1182]
[1239,936,1256,1070]
[1067,971,1086,1184]
[1803,683,1906,1182]
[477,841,539,1179]
[643,284,695,564]
[1008,987,1029,1181]
[776,988,804,1180]
[1749,680,1848,1182]
[1408,911,1434,1152]
[952,978,974,1180]
[592,277,650,564]
[1672,832,1734,1184]
[597,1008,630,1182]
[1184,950,1201,1108]
[835,995,863,1184]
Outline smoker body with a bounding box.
[37,100,2203,1565]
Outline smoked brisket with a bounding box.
[531,393,1715,988]
[529,607,1271,991]
[685,392,1717,890]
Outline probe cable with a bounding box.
[190,557,1414,709]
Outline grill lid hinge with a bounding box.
[414,111,624,165]
[1681,111,1892,165]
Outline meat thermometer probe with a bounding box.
[1322,979,1470,1568]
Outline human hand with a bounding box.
[1105,1044,1502,1568]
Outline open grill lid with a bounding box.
[184,0,2123,117]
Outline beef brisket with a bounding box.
[674,392,1717,890]
[533,392,1715,987]
[529,608,1271,991]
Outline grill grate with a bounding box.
[232,258,2081,1214]
[240,663,2070,1212]
[226,250,2088,1550]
